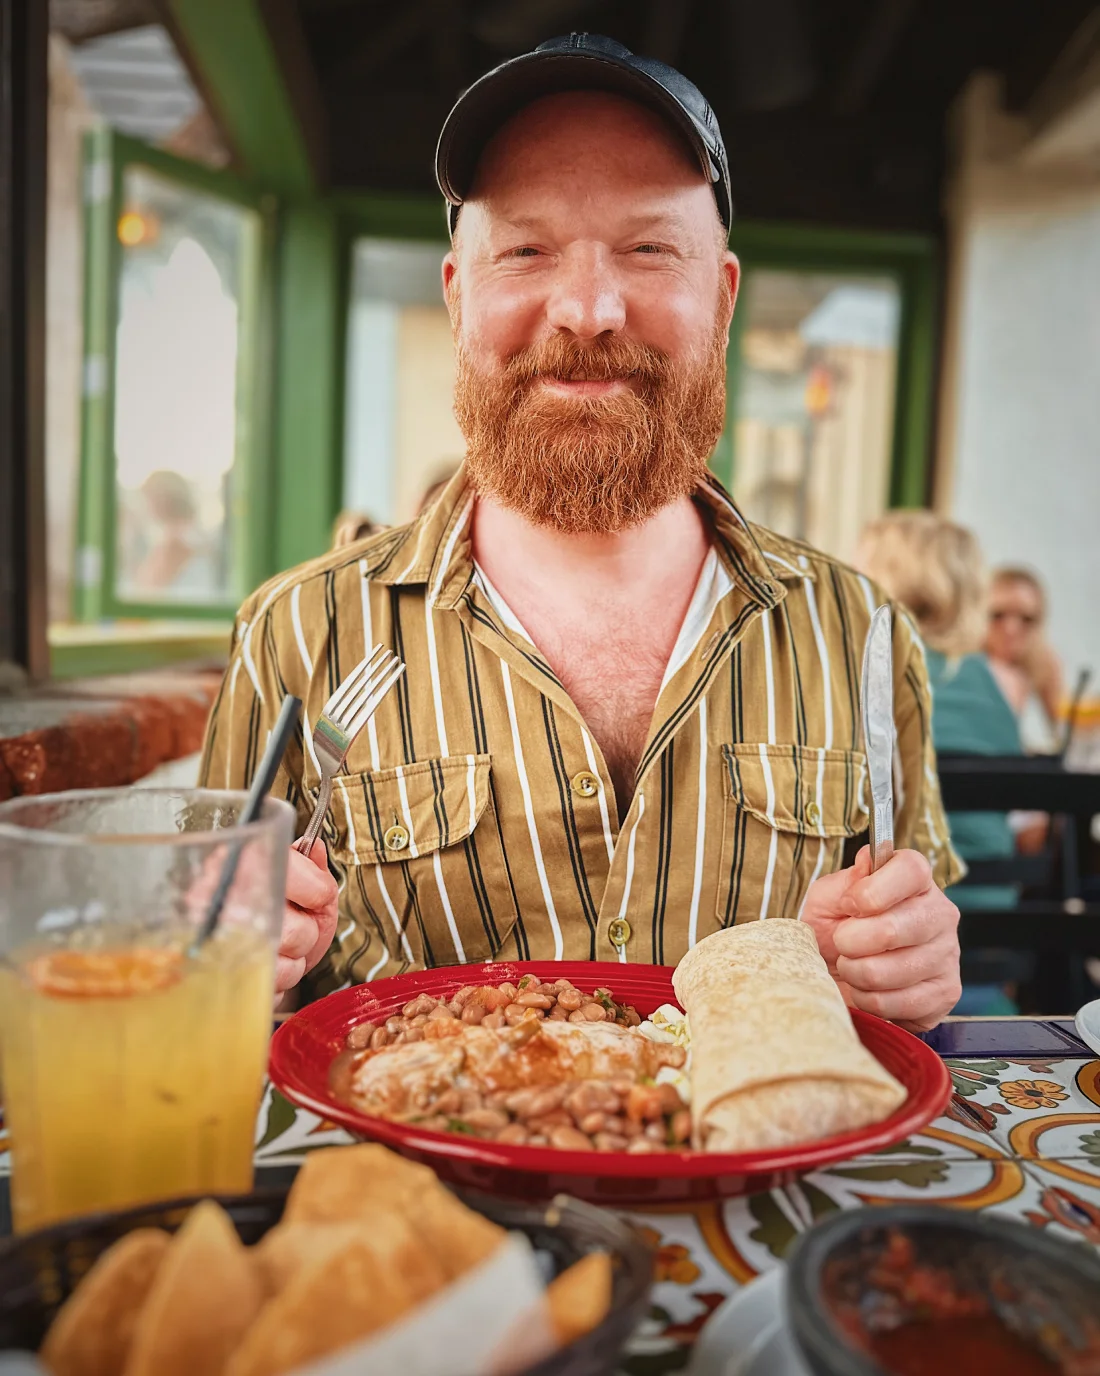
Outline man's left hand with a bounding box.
[800,847,961,1033]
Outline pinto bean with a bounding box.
[566,1083,621,1120]
[656,1083,686,1115]
[568,1010,588,1025]
[481,1010,506,1029]
[624,1007,642,1026]
[626,1085,666,1121]
[370,1025,390,1050]
[626,1138,662,1154]
[428,1004,456,1020]
[431,1089,462,1116]
[594,1132,629,1152]
[504,1088,539,1116]
[527,1134,549,1147]
[461,1003,486,1025]
[346,1022,374,1050]
[402,1027,424,1042]
[385,1016,406,1036]
[645,1121,668,1143]
[451,986,475,1008]
[526,1109,574,1132]
[556,987,584,1011]
[581,1002,607,1022]
[550,1125,594,1151]
[503,1002,529,1026]
[670,1110,692,1144]
[463,1107,510,1133]
[579,1111,610,1135]
[402,994,437,1018]
[547,1005,569,1021]
[409,1013,431,1028]
[516,992,553,1009]
[610,1076,636,1097]
[416,1115,450,1132]
[525,1085,570,1118]
[495,1122,529,1145]
[459,1088,485,1113]
[497,982,518,1004]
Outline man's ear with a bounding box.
[721,252,741,342]
[442,253,458,323]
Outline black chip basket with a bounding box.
[0,1187,653,1376]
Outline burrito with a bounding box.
[672,921,906,1153]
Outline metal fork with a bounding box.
[293,645,405,855]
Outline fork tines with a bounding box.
[325,647,404,737]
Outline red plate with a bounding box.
[269,961,952,1205]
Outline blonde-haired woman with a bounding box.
[855,511,1023,1014]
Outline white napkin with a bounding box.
[288,1232,556,1376]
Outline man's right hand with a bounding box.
[277,839,340,994]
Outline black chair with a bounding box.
[937,754,1100,1013]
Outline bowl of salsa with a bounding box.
[786,1205,1100,1376]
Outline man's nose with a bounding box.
[545,246,627,338]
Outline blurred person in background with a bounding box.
[132,469,217,597]
[330,510,387,549]
[855,512,1023,1015]
[985,567,1065,755]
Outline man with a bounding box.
[200,35,963,1030]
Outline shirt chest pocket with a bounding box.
[328,754,518,967]
[715,743,869,923]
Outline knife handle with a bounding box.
[870,801,895,873]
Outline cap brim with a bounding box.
[436,49,721,218]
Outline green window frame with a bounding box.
[74,126,276,624]
[715,220,938,508]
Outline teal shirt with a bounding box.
[926,650,1022,909]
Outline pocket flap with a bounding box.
[328,754,492,865]
[721,743,868,838]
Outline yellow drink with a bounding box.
[0,931,274,1233]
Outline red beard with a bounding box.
[453,322,728,534]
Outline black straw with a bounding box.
[191,694,301,953]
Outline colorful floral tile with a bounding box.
[945,1056,1100,1160]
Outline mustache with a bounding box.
[503,334,669,387]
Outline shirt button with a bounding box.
[383,824,410,852]
[571,771,599,799]
[608,918,631,949]
[805,801,822,828]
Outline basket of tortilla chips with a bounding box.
[0,1145,652,1376]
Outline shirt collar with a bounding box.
[365,461,801,610]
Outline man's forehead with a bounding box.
[469,90,707,200]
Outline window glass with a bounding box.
[112,166,257,605]
[732,269,901,561]
[343,238,460,526]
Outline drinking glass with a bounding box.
[0,788,293,1233]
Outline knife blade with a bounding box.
[860,604,895,872]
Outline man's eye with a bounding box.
[509,246,541,258]
[634,243,663,254]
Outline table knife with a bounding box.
[860,604,895,872]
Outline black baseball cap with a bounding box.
[436,33,733,235]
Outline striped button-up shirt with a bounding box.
[199,468,961,995]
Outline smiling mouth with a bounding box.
[535,375,634,394]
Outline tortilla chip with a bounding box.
[407,1186,506,1280]
[283,1143,505,1280]
[124,1201,264,1376]
[282,1144,439,1224]
[226,1214,448,1376]
[252,1223,365,1297]
[546,1253,613,1347]
[41,1228,169,1376]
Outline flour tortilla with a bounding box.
[672,921,906,1153]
